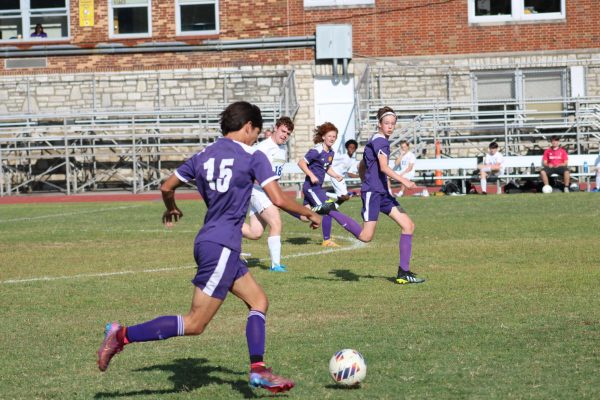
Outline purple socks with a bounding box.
[126,315,184,342]
[399,233,413,272]
[246,310,266,363]
[329,210,362,238]
[322,215,332,240]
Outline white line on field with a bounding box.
[1,233,366,285]
[0,205,144,223]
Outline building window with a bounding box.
[473,69,568,123]
[176,0,219,35]
[0,0,69,41]
[304,0,374,8]
[469,0,565,23]
[109,0,151,38]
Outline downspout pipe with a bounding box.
[0,36,316,58]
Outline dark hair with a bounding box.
[313,122,338,144]
[551,135,560,141]
[345,139,358,149]
[377,106,397,121]
[275,116,294,133]
[399,139,410,147]
[219,101,263,135]
[489,142,499,149]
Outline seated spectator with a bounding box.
[594,155,600,192]
[31,24,47,38]
[478,141,504,195]
[540,135,570,192]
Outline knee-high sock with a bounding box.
[399,233,413,272]
[126,315,184,343]
[329,210,362,238]
[322,215,332,241]
[480,178,487,193]
[267,235,281,267]
[246,310,266,364]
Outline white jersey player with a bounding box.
[393,140,416,197]
[242,117,294,272]
[324,139,360,202]
[478,142,505,194]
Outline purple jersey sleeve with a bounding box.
[252,150,278,188]
[175,153,201,183]
[361,135,390,193]
[303,148,319,164]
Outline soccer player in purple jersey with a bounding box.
[307,108,425,284]
[96,101,321,394]
[298,122,346,247]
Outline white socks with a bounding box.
[267,235,281,267]
[480,178,487,193]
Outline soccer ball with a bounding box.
[542,185,553,194]
[328,349,367,386]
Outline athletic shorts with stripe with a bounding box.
[361,191,406,222]
[302,185,329,207]
[192,241,249,300]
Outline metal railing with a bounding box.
[358,97,600,159]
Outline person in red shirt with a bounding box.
[540,135,570,192]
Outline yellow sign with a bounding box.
[79,0,94,27]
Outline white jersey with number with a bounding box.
[249,137,287,215]
[397,151,416,179]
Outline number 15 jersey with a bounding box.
[175,137,277,252]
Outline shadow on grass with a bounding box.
[304,269,383,282]
[94,357,265,399]
[245,257,270,270]
[284,236,314,245]
[325,383,363,390]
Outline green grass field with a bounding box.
[0,193,599,399]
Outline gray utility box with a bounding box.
[315,24,352,60]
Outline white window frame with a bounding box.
[175,0,219,36]
[304,0,374,8]
[109,0,152,39]
[472,68,569,124]
[468,0,566,24]
[0,0,70,42]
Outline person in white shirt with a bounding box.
[242,117,294,272]
[478,142,504,195]
[393,140,416,197]
[324,139,360,202]
[594,154,600,192]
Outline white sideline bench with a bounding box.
[498,154,599,191]
[279,158,478,196]
[279,154,599,196]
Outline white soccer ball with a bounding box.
[542,185,553,194]
[328,349,367,386]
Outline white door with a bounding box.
[313,77,355,154]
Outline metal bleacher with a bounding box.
[0,106,286,196]
[0,71,299,196]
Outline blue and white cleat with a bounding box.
[269,264,287,272]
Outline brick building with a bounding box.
[1,0,599,193]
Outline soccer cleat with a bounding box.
[269,264,287,272]
[97,322,124,372]
[396,271,425,284]
[249,366,295,393]
[322,239,340,248]
[311,200,338,215]
[336,194,351,205]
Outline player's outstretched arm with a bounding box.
[263,181,320,229]
[160,174,184,227]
